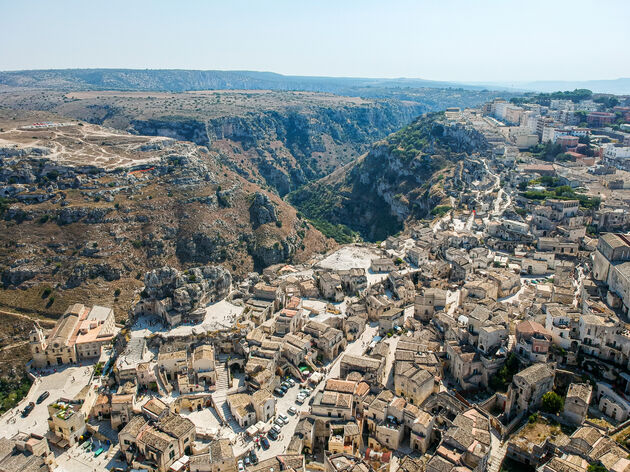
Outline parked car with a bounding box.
[288,378,296,387]
[250,450,258,465]
[21,402,35,417]
[295,395,305,405]
[261,437,270,449]
[273,388,285,397]
[279,385,288,393]
[278,414,288,424]
[281,381,291,389]
[244,456,250,466]
[268,430,278,441]
[238,460,245,472]
[288,406,298,415]
[36,391,50,404]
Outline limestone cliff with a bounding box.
[289,113,490,241]
[128,102,426,196]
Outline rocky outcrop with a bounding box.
[249,237,298,268]
[65,263,121,288]
[57,206,111,225]
[142,265,231,313]
[175,232,231,264]
[249,192,278,228]
[2,264,42,286]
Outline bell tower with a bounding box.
[29,322,48,368]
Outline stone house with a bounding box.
[119,413,195,472]
[47,399,86,447]
[318,272,344,302]
[595,382,630,422]
[115,337,153,384]
[337,268,368,294]
[343,316,366,341]
[506,363,555,417]
[227,393,256,428]
[515,320,552,362]
[394,362,435,406]
[303,321,346,361]
[111,392,136,430]
[406,247,429,267]
[370,258,396,273]
[339,354,385,387]
[414,288,446,322]
[298,279,320,299]
[157,347,188,383]
[191,344,216,387]
[252,389,276,423]
[366,295,391,321]
[429,408,491,472]
[378,306,404,336]
[189,439,235,472]
[346,302,367,318]
[311,390,354,420]
[563,383,592,425]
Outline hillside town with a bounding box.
[2,91,630,472]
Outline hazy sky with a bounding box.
[2,0,629,82]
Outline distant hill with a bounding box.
[0,68,505,94]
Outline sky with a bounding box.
[1,0,629,83]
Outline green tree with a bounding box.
[541,391,564,414]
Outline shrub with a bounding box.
[431,205,452,217]
[542,391,564,414]
[0,377,32,415]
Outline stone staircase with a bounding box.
[211,359,243,432]
[487,432,508,472]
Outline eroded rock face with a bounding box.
[249,192,278,228]
[175,232,231,264]
[143,264,231,314]
[2,264,41,286]
[65,263,121,288]
[57,207,111,225]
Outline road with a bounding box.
[0,365,94,438]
